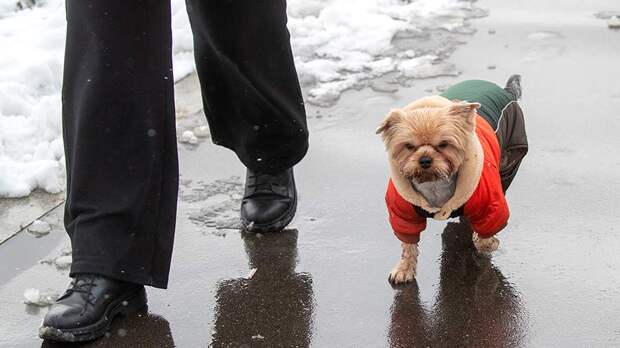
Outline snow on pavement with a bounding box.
[288,0,484,105]
[0,0,482,197]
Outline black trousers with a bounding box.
[63,0,308,288]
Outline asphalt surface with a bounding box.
[1,0,620,346]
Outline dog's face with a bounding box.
[377,102,479,184]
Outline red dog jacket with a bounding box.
[385,115,509,244]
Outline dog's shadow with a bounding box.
[388,221,527,348]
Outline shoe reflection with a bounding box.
[389,221,526,347]
[211,229,314,347]
[41,311,174,348]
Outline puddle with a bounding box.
[525,31,565,61]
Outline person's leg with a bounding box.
[185,0,308,231]
[185,0,308,172]
[63,0,178,289]
[40,0,177,342]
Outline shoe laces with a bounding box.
[64,275,97,315]
[246,172,287,197]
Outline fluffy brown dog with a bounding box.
[377,78,528,284]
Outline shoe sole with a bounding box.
[241,184,298,233]
[39,287,147,343]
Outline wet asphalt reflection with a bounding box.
[389,221,526,347]
[3,0,620,346]
[211,230,314,347]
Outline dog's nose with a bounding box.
[419,156,432,169]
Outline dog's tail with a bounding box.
[504,74,522,100]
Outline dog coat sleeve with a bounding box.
[386,179,426,243]
[463,162,509,238]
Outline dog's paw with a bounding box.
[473,233,499,255]
[388,266,416,284]
[389,243,418,285]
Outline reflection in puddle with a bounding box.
[41,312,174,348]
[388,221,527,347]
[212,229,315,346]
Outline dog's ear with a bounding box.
[447,101,480,129]
[376,109,407,136]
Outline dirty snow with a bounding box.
[40,247,73,270]
[288,0,484,105]
[608,16,620,29]
[53,255,72,270]
[0,0,483,197]
[27,220,51,236]
[182,177,244,236]
[180,130,199,145]
[23,288,59,306]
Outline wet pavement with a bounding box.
[0,191,63,243]
[2,0,620,346]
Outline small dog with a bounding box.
[377,77,528,284]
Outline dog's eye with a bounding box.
[404,143,415,150]
[437,142,449,149]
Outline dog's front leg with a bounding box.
[388,243,419,284]
[472,233,500,255]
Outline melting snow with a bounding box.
[0,0,483,197]
[27,220,51,236]
[23,288,59,306]
[180,130,199,145]
[53,255,72,270]
[193,125,210,138]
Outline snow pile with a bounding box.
[288,0,484,105]
[0,0,194,198]
[0,0,483,197]
[0,0,65,197]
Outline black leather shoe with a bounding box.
[39,274,147,343]
[240,167,297,232]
